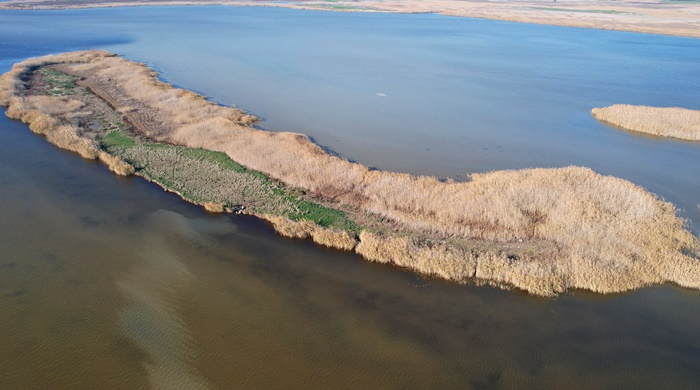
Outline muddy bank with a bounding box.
[2,50,699,297]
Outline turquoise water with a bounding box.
[1,6,699,388]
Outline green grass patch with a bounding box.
[100,128,136,149]
[39,67,79,95]
[182,148,244,173]
[288,199,360,232]
[96,128,360,232]
[181,147,274,182]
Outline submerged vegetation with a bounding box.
[1,50,699,297]
[592,104,700,142]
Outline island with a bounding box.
[593,104,700,142]
[2,50,699,297]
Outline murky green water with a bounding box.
[1,6,700,388]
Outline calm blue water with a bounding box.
[1,6,700,388]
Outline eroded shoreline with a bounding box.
[1,0,700,39]
[2,50,699,297]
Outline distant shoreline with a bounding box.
[1,0,700,38]
[2,50,699,297]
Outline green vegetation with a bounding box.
[97,127,359,232]
[39,67,79,95]
[100,128,136,149]
[288,197,359,231]
[179,147,268,180]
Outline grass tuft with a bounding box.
[288,199,360,231]
[101,128,137,149]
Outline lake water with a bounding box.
[1,6,699,388]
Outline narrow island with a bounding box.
[592,104,700,142]
[2,50,699,297]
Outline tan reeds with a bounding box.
[264,214,358,251]
[356,231,479,282]
[0,52,133,168]
[0,50,109,105]
[203,202,225,213]
[592,104,700,141]
[2,50,699,296]
[98,151,135,176]
[5,99,100,159]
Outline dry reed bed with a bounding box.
[2,50,699,296]
[3,93,136,175]
[592,104,700,142]
[0,51,135,175]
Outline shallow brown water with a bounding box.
[2,110,700,388]
[1,7,700,387]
